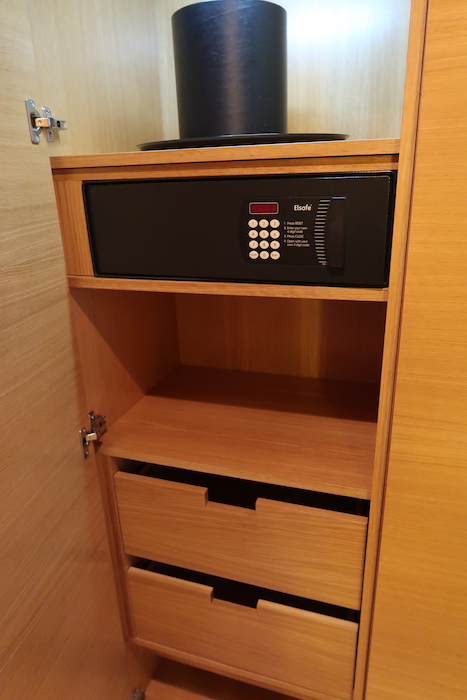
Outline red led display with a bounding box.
[249,202,279,214]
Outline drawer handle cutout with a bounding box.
[124,461,369,516]
[136,560,361,621]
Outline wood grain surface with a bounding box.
[282,0,411,140]
[115,472,367,609]
[69,288,179,427]
[50,139,399,170]
[352,0,430,695]
[28,0,165,156]
[53,179,94,275]
[146,659,289,700]
[67,274,389,302]
[0,1,131,696]
[176,296,386,384]
[366,1,467,698]
[53,156,398,184]
[101,365,378,499]
[128,567,358,700]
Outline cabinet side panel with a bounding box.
[367,1,467,697]
[70,288,179,426]
[54,179,94,275]
[318,301,386,383]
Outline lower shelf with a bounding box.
[101,365,378,499]
[146,659,299,700]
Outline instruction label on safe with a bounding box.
[284,220,312,248]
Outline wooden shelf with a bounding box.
[51,138,399,171]
[100,365,378,499]
[146,659,293,700]
[68,275,388,301]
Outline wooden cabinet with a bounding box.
[3,1,467,699]
[51,140,404,700]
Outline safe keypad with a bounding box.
[247,219,281,261]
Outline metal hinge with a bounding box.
[132,690,145,700]
[79,412,107,459]
[25,98,67,143]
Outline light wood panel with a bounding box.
[115,472,367,609]
[352,0,430,696]
[366,1,467,698]
[128,567,358,700]
[69,288,179,427]
[68,274,389,301]
[146,659,289,700]
[27,0,164,156]
[101,365,378,499]
[177,296,386,383]
[285,0,411,139]
[154,0,410,142]
[0,0,131,696]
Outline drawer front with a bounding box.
[115,472,367,610]
[128,567,358,700]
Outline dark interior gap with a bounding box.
[121,460,369,516]
[134,559,360,623]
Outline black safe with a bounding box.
[83,172,396,287]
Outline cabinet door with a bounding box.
[366,0,467,698]
[0,2,130,697]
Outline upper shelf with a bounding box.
[50,138,399,171]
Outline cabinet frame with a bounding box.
[53,124,420,699]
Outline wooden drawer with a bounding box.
[128,566,358,700]
[115,472,367,609]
